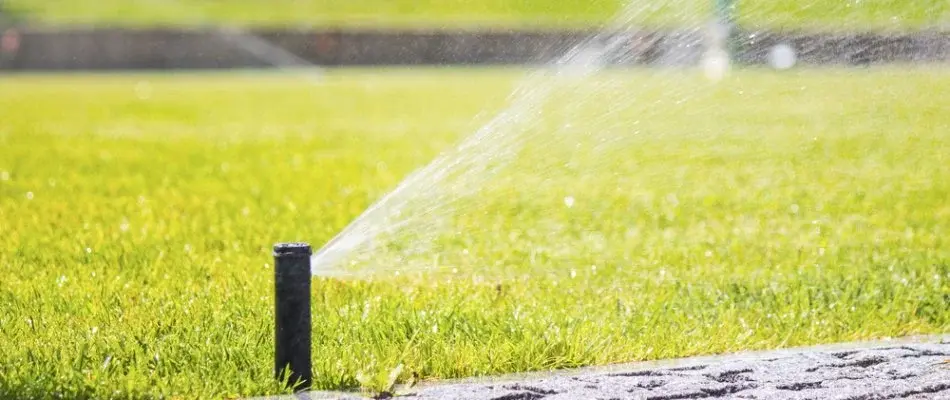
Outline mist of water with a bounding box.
[214,27,323,83]
[308,1,948,279]
[309,1,715,278]
[129,0,327,79]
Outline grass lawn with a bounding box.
[0,68,949,398]
[4,0,948,30]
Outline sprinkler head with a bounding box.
[274,242,313,258]
[273,242,313,391]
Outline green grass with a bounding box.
[5,0,948,29]
[0,68,949,399]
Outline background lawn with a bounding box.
[0,68,948,398]
[3,0,948,29]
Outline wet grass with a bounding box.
[0,68,948,398]
[5,0,948,30]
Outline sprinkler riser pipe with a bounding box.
[274,242,312,390]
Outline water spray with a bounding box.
[215,27,323,84]
[713,0,739,60]
[703,0,738,81]
[307,1,714,278]
[273,242,313,391]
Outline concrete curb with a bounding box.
[254,334,949,400]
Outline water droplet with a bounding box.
[570,269,577,279]
[85,247,92,254]
[705,250,713,258]
[564,196,575,208]
[768,44,797,70]
[702,49,730,82]
[25,191,33,200]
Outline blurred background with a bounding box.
[0,0,947,71]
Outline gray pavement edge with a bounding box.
[251,334,950,400]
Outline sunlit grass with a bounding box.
[5,0,948,30]
[0,68,948,398]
